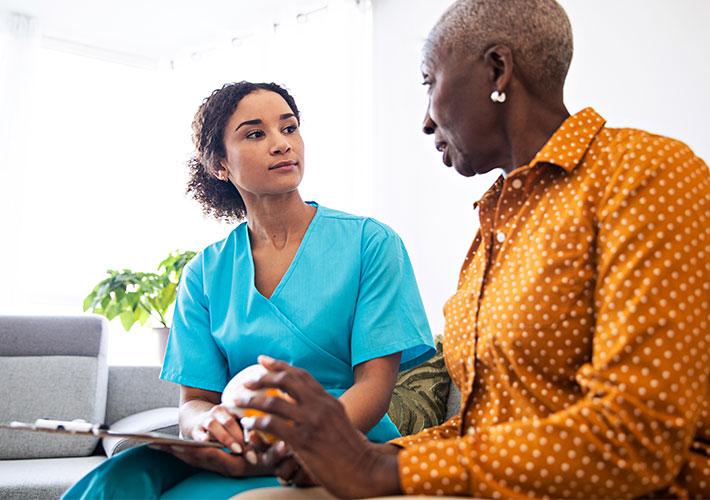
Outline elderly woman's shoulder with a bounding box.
[600,126,703,167]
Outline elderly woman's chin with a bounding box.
[454,158,500,177]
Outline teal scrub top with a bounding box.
[160,203,434,442]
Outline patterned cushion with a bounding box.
[387,340,450,436]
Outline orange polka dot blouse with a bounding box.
[391,108,709,498]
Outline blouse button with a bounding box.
[511,178,523,189]
[496,231,506,243]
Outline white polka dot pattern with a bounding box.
[390,108,710,498]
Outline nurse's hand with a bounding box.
[191,404,248,458]
[151,444,271,478]
[236,355,401,498]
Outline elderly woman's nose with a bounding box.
[422,112,436,135]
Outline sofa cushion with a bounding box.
[102,407,179,457]
[0,456,106,500]
[387,341,450,436]
[0,356,105,459]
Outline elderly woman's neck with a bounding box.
[501,98,570,175]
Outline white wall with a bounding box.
[371,0,710,337]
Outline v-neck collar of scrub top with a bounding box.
[242,201,321,302]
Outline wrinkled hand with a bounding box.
[260,440,318,487]
[236,356,400,498]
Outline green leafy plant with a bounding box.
[83,250,196,331]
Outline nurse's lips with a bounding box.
[269,160,298,171]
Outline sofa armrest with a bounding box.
[105,366,179,425]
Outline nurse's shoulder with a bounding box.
[181,222,248,285]
[316,204,407,259]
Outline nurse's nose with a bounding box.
[271,140,292,155]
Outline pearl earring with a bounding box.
[490,90,506,103]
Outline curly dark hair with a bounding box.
[186,81,301,222]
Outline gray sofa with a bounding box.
[0,316,179,499]
[0,315,460,499]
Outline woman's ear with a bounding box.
[483,44,513,93]
[213,160,230,182]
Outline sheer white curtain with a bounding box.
[0,11,39,310]
[0,0,374,365]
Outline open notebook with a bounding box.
[0,419,224,450]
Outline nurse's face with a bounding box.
[220,90,305,197]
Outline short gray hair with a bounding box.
[428,0,573,94]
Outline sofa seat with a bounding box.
[0,456,106,500]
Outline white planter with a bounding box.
[153,327,170,364]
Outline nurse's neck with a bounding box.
[245,192,316,250]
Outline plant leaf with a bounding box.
[119,310,137,331]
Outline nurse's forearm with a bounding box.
[339,383,389,433]
[339,353,401,433]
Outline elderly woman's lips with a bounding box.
[443,148,452,167]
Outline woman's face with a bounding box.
[421,41,507,177]
[219,90,305,198]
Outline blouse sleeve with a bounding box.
[160,255,229,393]
[350,219,435,371]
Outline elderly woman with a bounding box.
[234,0,709,498]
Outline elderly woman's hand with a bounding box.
[260,440,318,487]
[235,355,401,498]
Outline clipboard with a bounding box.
[0,419,224,450]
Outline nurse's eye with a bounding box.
[245,129,265,139]
[283,124,298,134]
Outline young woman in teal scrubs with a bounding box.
[63,81,434,499]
